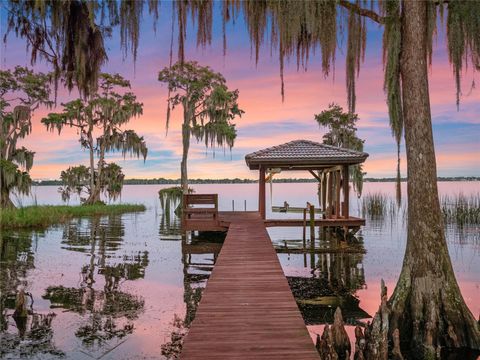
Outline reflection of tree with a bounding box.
[0,231,36,297]
[0,231,63,358]
[159,211,181,238]
[43,214,147,351]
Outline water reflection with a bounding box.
[275,232,370,326]
[0,231,63,358]
[0,215,150,358]
[159,211,182,238]
[46,215,146,355]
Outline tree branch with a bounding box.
[338,0,385,24]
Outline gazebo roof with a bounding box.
[245,139,368,170]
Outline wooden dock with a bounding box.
[180,212,320,360]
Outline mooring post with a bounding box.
[309,203,315,242]
[302,207,307,248]
[310,204,316,270]
[232,199,235,212]
[244,199,247,211]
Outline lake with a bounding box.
[1,182,479,359]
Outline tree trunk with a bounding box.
[383,1,480,357]
[180,97,191,194]
[180,112,190,194]
[84,128,101,205]
[0,186,15,209]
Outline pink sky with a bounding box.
[2,7,479,180]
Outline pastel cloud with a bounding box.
[3,7,479,180]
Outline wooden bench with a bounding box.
[183,194,223,231]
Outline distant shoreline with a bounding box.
[32,177,480,186]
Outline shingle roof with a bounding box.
[245,140,368,170]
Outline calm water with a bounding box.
[1,182,479,359]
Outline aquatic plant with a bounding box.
[361,193,388,218]
[159,187,184,211]
[158,186,195,217]
[441,193,480,226]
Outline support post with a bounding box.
[327,171,333,219]
[342,165,349,219]
[302,207,307,248]
[309,204,315,242]
[259,166,266,219]
[321,172,327,218]
[335,170,341,218]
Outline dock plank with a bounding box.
[180,212,320,360]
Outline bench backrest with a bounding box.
[183,194,218,208]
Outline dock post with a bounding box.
[335,170,341,218]
[327,171,333,218]
[302,207,307,247]
[309,204,315,242]
[259,166,266,219]
[342,165,349,219]
[232,199,235,211]
[244,199,247,211]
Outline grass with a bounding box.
[441,193,480,226]
[361,192,389,218]
[1,204,146,230]
[360,192,480,226]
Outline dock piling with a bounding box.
[309,203,315,242]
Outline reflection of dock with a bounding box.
[180,212,320,359]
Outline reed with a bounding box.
[1,204,146,230]
[441,193,480,225]
[361,192,389,218]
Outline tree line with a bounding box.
[32,176,480,186]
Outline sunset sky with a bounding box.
[2,5,479,180]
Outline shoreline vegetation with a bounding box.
[0,204,146,230]
[32,176,480,186]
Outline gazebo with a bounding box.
[245,139,369,221]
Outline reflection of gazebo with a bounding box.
[245,140,368,221]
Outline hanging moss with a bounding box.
[345,2,366,114]
[5,0,152,99]
[382,0,403,203]
[447,1,480,108]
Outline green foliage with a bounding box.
[158,61,243,147]
[158,61,243,190]
[59,163,125,203]
[315,103,365,196]
[42,73,147,204]
[0,66,52,208]
[158,186,194,208]
[0,204,146,230]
